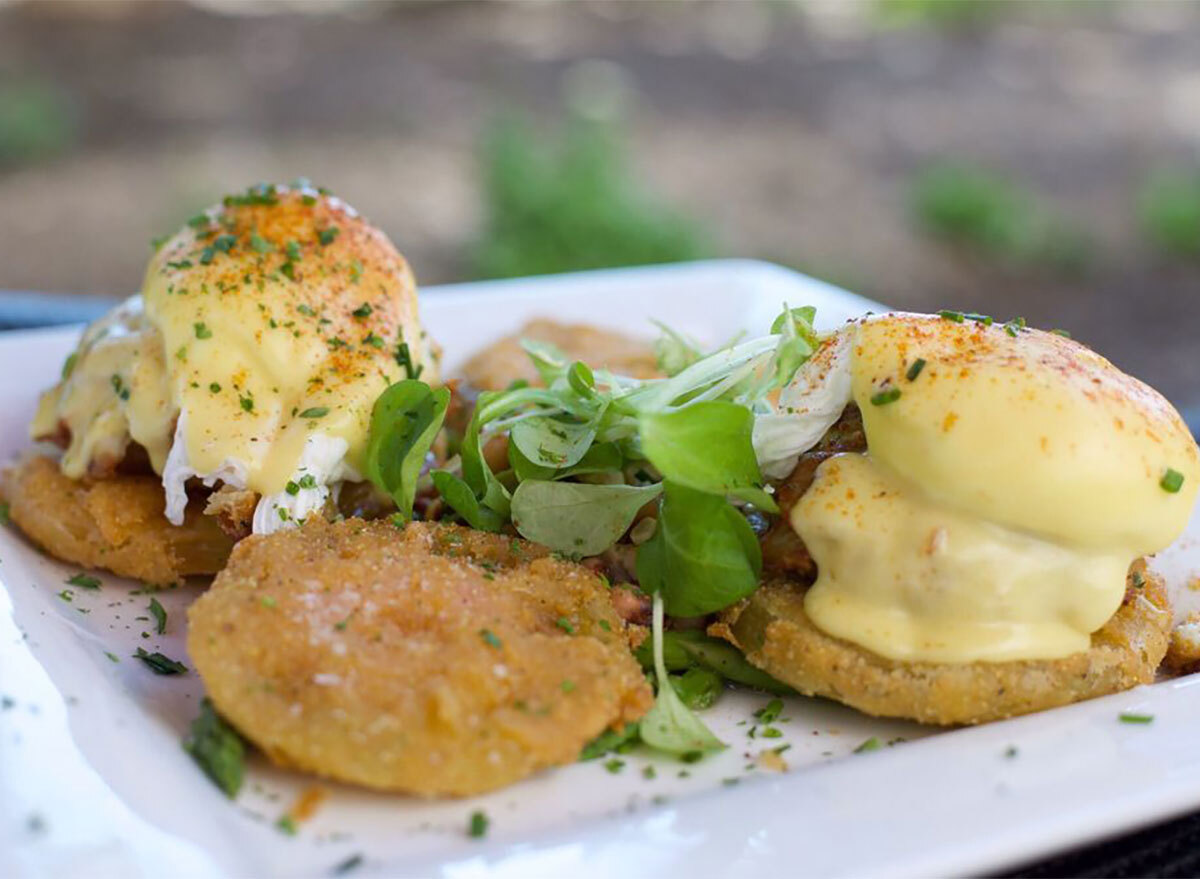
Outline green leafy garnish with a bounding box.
[637,593,725,757]
[579,723,640,761]
[510,481,661,556]
[636,481,761,617]
[66,572,100,589]
[364,380,449,520]
[183,698,245,797]
[148,597,167,635]
[431,471,505,532]
[670,667,723,710]
[1119,712,1154,724]
[634,630,792,694]
[298,407,329,419]
[854,736,883,753]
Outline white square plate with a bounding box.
[2,260,1199,879]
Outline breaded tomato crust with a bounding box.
[2,454,233,583]
[461,319,659,391]
[188,519,652,797]
[712,559,1170,726]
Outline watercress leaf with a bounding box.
[652,320,703,377]
[670,667,723,710]
[639,593,725,757]
[510,480,661,555]
[431,470,504,532]
[770,305,817,337]
[567,361,596,399]
[579,722,641,761]
[511,413,601,471]
[460,391,512,518]
[508,439,556,482]
[639,402,776,512]
[519,338,570,385]
[365,380,450,518]
[635,630,794,694]
[636,481,761,617]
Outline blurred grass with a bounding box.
[1138,169,1200,259]
[909,163,1089,274]
[875,0,1001,29]
[471,115,709,279]
[0,80,76,166]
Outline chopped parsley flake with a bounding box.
[854,736,883,753]
[285,481,300,496]
[249,233,274,254]
[299,406,329,419]
[239,394,254,413]
[297,304,316,317]
[362,332,384,349]
[286,240,302,261]
[298,474,318,489]
[1161,468,1185,493]
[351,303,373,319]
[555,617,576,634]
[276,815,298,836]
[105,651,119,663]
[753,698,783,724]
[194,322,213,340]
[209,382,221,393]
[480,629,503,649]
[67,572,101,589]
[333,854,363,875]
[938,310,965,323]
[0,502,9,526]
[318,227,339,246]
[468,810,489,839]
[183,698,245,797]
[603,758,625,774]
[110,375,130,401]
[1050,328,1071,338]
[561,679,577,693]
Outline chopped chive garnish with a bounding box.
[183,698,245,797]
[134,647,187,675]
[467,810,489,839]
[870,387,902,406]
[209,382,221,393]
[1050,328,1071,338]
[67,573,101,589]
[297,474,318,489]
[905,358,926,382]
[555,617,576,634]
[854,736,883,753]
[938,310,965,323]
[298,407,329,419]
[480,629,502,649]
[964,312,993,326]
[149,597,167,635]
[333,854,363,875]
[351,303,372,319]
[1161,468,1185,494]
[239,394,254,413]
[318,227,339,246]
[1119,712,1154,724]
[285,481,300,496]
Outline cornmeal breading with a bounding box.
[188,518,652,797]
[1163,612,1200,675]
[1,454,232,583]
[712,559,1171,726]
[460,319,659,391]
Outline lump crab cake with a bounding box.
[4,182,439,581]
[721,312,1199,725]
[187,518,652,797]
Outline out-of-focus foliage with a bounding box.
[909,163,1089,274]
[472,115,708,280]
[0,81,76,166]
[874,0,1001,29]
[1138,169,1200,259]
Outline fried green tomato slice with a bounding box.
[711,560,1170,726]
[1,454,233,583]
[188,518,653,797]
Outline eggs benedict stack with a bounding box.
[6,182,438,582]
[718,312,1199,724]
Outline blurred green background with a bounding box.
[0,0,1198,414]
